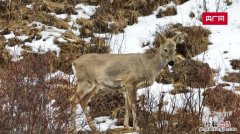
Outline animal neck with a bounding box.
[146,49,168,75]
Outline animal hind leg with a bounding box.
[79,85,100,132]
[69,81,92,105]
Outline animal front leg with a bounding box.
[124,92,130,128]
[127,87,140,131]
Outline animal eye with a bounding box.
[164,49,168,52]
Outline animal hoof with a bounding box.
[134,126,141,131]
[124,121,129,128]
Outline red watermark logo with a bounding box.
[202,12,228,25]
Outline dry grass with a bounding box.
[222,72,240,83]
[79,27,94,38]
[230,59,240,70]
[33,0,75,15]
[90,37,106,47]
[235,86,240,91]
[91,15,110,33]
[76,18,94,29]
[6,37,24,47]
[33,12,70,30]
[87,0,182,33]
[156,7,177,18]
[21,45,33,53]
[61,30,81,42]
[0,2,70,30]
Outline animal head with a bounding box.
[156,33,184,66]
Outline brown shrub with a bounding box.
[155,67,173,84]
[230,59,240,70]
[172,59,214,88]
[203,86,240,111]
[89,90,125,118]
[139,98,201,133]
[222,72,240,83]
[156,7,177,18]
[33,12,70,30]
[224,110,240,130]
[170,108,200,133]
[0,52,76,133]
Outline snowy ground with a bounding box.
[3,0,240,132]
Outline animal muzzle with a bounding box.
[168,61,175,66]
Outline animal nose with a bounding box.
[168,61,175,66]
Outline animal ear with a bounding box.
[156,33,167,44]
[172,33,185,44]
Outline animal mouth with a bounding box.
[168,61,175,66]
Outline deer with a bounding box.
[69,33,184,132]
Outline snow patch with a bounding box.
[5,45,23,61]
[3,31,15,40]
